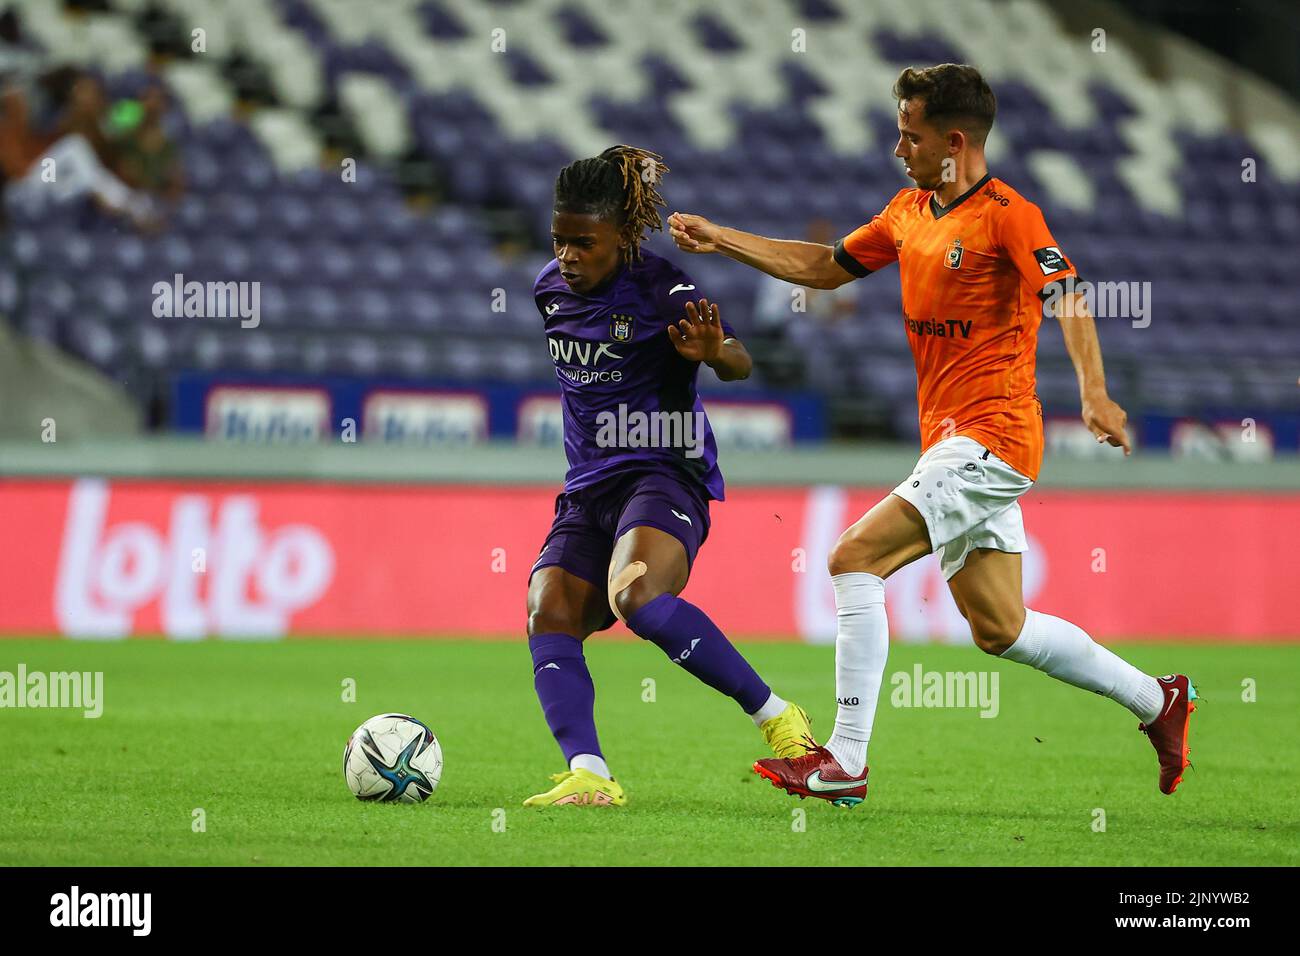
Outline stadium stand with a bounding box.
[1,0,1298,438]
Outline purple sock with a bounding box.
[528,633,603,764]
[626,593,771,714]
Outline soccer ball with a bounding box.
[343,713,443,803]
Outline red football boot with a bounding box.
[1139,674,1198,794]
[753,744,868,808]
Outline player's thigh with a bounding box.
[947,547,1026,655]
[528,487,619,638]
[526,566,610,640]
[606,470,708,621]
[607,526,690,623]
[829,493,933,578]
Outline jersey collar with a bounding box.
[929,172,992,220]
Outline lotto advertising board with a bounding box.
[1,479,1294,641]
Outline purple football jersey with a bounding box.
[534,249,735,501]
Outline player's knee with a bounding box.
[607,559,650,624]
[610,575,665,625]
[828,533,883,577]
[827,536,859,576]
[968,616,1019,655]
[526,608,587,640]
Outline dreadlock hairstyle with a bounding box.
[553,144,669,262]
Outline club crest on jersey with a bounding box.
[944,239,965,270]
[609,314,635,343]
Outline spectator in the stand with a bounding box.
[0,82,46,189]
[58,69,114,162]
[2,67,157,227]
[110,81,184,206]
[752,218,858,336]
[747,218,859,386]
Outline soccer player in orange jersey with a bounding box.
[669,64,1196,806]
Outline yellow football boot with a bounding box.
[759,702,815,759]
[522,769,627,807]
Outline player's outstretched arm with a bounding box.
[669,298,751,382]
[668,212,854,290]
[1053,290,1132,455]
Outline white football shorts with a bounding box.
[890,435,1034,580]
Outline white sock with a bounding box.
[750,691,788,726]
[1000,608,1163,723]
[570,753,611,780]
[825,572,889,776]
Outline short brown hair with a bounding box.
[893,64,996,143]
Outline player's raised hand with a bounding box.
[668,212,722,254]
[1082,392,1132,456]
[669,298,724,363]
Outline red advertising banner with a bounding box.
[0,479,1295,641]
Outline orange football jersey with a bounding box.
[834,173,1077,481]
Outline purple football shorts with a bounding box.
[529,468,712,625]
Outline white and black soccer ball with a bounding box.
[343,713,443,803]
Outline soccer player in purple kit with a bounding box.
[523,145,814,807]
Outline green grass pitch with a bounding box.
[1,638,1296,866]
